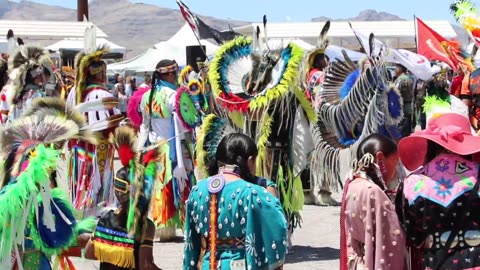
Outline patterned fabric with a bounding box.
[307,68,325,99]
[8,85,45,122]
[396,153,480,270]
[341,173,405,270]
[68,82,119,216]
[403,154,478,208]
[141,83,176,119]
[183,179,287,270]
[93,210,137,270]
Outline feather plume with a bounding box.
[84,24,97,55]
[6,29,15,55]
[75,97,119,113]
[196,114,236,178]
[109,126,137,167]
[129,147,163,240]
[311,55,395,191]
[22,97,96,145]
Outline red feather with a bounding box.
[118,144,135,167]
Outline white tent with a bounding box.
[108,47,164,74]
[165,23,219,57]
[108,24,219,74]
[46,38,126,55]
[326,45,366,62]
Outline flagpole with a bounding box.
[190,25,209,60]
[413,15,418,53]
[177,0,209,63]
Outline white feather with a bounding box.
[84,24,97,55]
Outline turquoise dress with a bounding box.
[183,178,287,270]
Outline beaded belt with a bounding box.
[425,230,480,249]
[202,237,246,251]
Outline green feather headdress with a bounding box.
[0,97,97,268]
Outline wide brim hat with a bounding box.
[399,113,480,171]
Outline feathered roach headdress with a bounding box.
[0,97,97,268]
[0,97,97,184]
[5,44,50,106]
[73,25,110,105]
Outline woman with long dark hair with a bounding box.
[139,59,195,242]
[183,133,287,270]
[340,134,405,270]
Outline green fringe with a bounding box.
[423,95,450,114]
[0,144,59,261]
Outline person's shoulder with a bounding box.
[349,178,387,197]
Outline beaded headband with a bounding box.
[157,62,178,74]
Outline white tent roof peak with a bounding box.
[46,38,126,54]
[0,20,108,39]
[165,23,219,49]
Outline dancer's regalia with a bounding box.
[88,126,162,269]
[178,64,211,115]
[208,20,307,231]
[311,34,404,194]
[0,42,51,123]
[67,29,124,216]
[299,22,337,206]
[138,60,196,239]
[0,97,96,269]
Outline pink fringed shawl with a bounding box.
[127,85,150,128]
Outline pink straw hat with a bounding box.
[398,113,480,171]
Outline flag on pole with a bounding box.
[350,26,437,80]
[176,0,241,44]
[415,17,457,70]
[176,0,199,37]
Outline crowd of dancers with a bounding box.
[4,0,480,269]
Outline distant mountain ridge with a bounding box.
[312,9,404,22]
[0,1,469,58]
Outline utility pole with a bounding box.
[77,0,89,21]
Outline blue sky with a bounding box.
[11,0,473,23]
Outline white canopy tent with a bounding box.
[46,38,126,55]
[165,23,219,56]
[108,24,219,74]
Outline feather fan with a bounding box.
[22,97,97,145]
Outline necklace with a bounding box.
[219,164,241,178]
